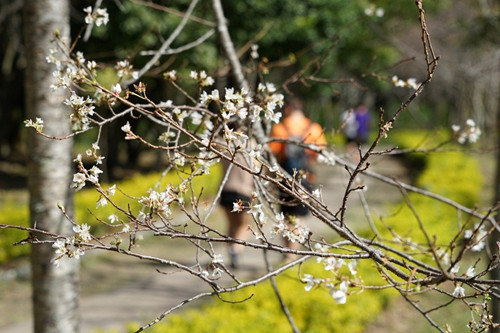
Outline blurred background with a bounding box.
[1,0,498,183]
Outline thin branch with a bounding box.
[123,0,200,87]
[357,190,381,239]
[131,0,216,27]
[134,256,310,332]
[333,155,498,231]
[139,29,215,56]
[210,0,248,91]
[263,250,301,333]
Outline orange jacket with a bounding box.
[269,113,326,165]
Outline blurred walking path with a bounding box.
[1,153,408,333]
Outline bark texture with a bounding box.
[23,0,79,332]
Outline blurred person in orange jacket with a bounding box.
[269,97,326,258]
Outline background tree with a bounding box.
[0,0,24,164]
[23,0,79,332]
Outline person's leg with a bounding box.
[284,234,301,262]
[346,141,360,163]
[223,207,250,268]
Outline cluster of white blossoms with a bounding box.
[199,87,248,119]
[190,70,215,87]
[452,286,491,333]
[255,82,284,123]
[195,150,220,175]
[449,262,476,279]
[52,223,92,267]
[223,123,249,146]
[299,244,360,304]
[315,243,358,274]
[44,10,133,134]
[46,49,104,132]
[466,304,492,332]
[24,117,44,132]
[452,119,482,144]
[439,248,477,285]
[139,187,177,217]
[47,48,87,91]
[200,254,225,280]
[198,82,283,125]
[85,142,105,166]
[271,212,310,244]
[158,130,177,143]
[464,223,487,252]
[364,5,385,17]
[246,203,268,227]
[70,144,108,196]
[441,245,482,300]
[194,82,284,160]
[115,60,139,80]
[96,184,116,208]
[83,6,109,27]
[71,154,103,191]
[65,91,96,131]
[302,274,350,305]
[391,75,420,90]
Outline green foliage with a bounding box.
[418,152,482,207]
[225,0,401,75]
[381,129,483,247]
[95,67,119,92]
[124,261,395,333]
[0,198,30,264]
[386,129,444,179]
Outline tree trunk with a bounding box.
[23,1,79,332]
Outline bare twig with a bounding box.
[210,0,248,91]
[123,0,201,87]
